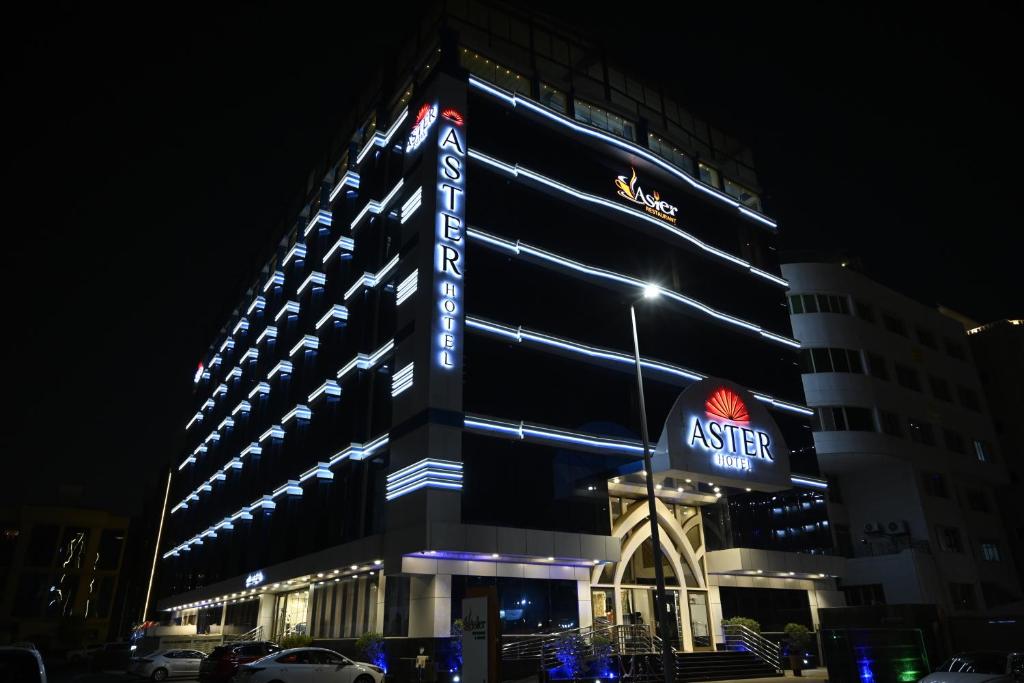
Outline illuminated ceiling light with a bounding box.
[350,564,358,570]
[756,570,763,574]
[587,485,596,491]
[373,559,382,565]
[677,486,684,492]
[715,493,722,498]
[317,573,324,578]
[685,478,692,483]
[592,559,600,564]
[655,484,662,490]
[642,284,661,299]
[491,553,499,558]
[745,487,752,492]
[787,572,796,576]
[818,573,827,578]
[546,556,555,561]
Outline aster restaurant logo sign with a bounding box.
[614,167,678,224]
[653,378,791,491]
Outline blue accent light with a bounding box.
[336,339,394,380]
[355,108,409,165]
[297,271,327,295]
[282,404,312,424]
[241,442,262,458]
[213,383,228,397]
[217,416,235,431]
[246,296,266,315]
[232,318,249,335]
[273,301,300,322]
[256,326,277,344]
[350,180,405,231]
[329,170,361,202]
[395,269,418,305]
[308,379,341,403]
[283,242,307,266]
[259,425,285,442]
[219,338,235,353]
[344,256,400,301]
[289,335,319,357]
[386,458,463,500]
[400,186,423,224]
[209,354,222,368]
[248,381,271,399]
[227,366,243,380]
[467,76,778,230]
[276,480,303,497]
[186,412,203,430]
[263,270,285,292]
[204,430,221,445]
[316,305,349,330]
[790,476,829,489]
[268,360,293,379]
[303,209,333,237]
[202,398,215,412]
[391,362,414,397]
[322,235,355,265]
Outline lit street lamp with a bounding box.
[630,284,674,683]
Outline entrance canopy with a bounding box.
[651,378,791,492]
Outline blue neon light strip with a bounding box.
[273,301,300,322]
[322,235,355,265]
[395,269,418,305]
[390,362,414,397]
[386,458,463,501]
[282,404,312,424]
[297,271,327,296]
[308,379,341,403]
[186,412,203,430]
[163,431,390,558]
[336,339,394,380]
[355,108,410,165]
[316,304,349,330]
[467,76,778,231]
[466,227,799,348]
[218,338,235,353]
[246,295,266,315]
[283,242,307,266]
[343,254,400,301]
[263,270,285,292]
[248,381,271,399]
[303,209,333,237]
[789,475,828,489]
[256,326,277,344]
[400,186,423,225]
[468,148,787,288]
[241,347,259,363]
[232,318,249,336]
[268,360,293,379]
[350,179,405,231]
[231,400,251,416]
[329,170,361,202]
[289,334,319,357]
[464,414,643,455]
[465,315,811,416]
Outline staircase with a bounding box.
[673,651,782,682]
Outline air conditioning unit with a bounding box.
[863,521,883,534]
[886,520,910,535]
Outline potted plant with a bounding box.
[355,631,387,671]
[723,616,761,634]
[782,623,812,676]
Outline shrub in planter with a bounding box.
[782,623,812,677]
[355,631,387,671]
[723,616,761,634]
[280,634,312,649]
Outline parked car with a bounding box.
[199,642,280,683]
[919,652,1024,683]
[129,649,207,681]
[65,644,104,664]
[234,647,384,683]
[0,645,47,683]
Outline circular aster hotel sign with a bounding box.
[652,377,792,491]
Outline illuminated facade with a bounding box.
[155,2,845,664]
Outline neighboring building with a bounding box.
[0,505,130,648]
[942,313,1024,586]
[783,261,1022,616]
[154,1,844,669]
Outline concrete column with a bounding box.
[408,574,452,638]
[707,584,724,645]
[576,580,593,628]
[257,593,276,640]
[219,603,228,636]
[373,573,386,633]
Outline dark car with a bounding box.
[199,642,281,683]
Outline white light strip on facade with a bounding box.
[464,414,644,455]
[289,334,319,357]
[268,360,293,379]
[282,242,307,266]
[227,366,242,380]
[231,400,252,416]
[308,379,341,403]
[343,254,401,301]
[202,398,215,412]
[467,75,778,230]
[400,186,423,224]
[329,170,361,202]
[217,416,234,431]
[395,269,418,305]
[273,301,300,322]
[248,381,271,399]
[468,148,788,288]
[329,433,389,464]
[186,412,203,430]
[336,339,395,381]
[212,383,228,397]
[241,442,262,458]
[263,270,285,292]
[241,347,259,363]
[297,271,327,296]
[351,179,406,231]
[316,304,349,330]
[209,354,222,368]
[218,338,235,353]
[259,425,285,443]
[466,228,799,349]
[177,455,196,471]
[246,296,266,315]
[385,459,463,501]
[789,475,828,489]
[256,326,277,344]
[232,318,249,335]
[204,430,220,444]
[281,404,312,424]
[322,235,355,265]
[303,209,333,237]
[355,108,411,165]
[390,362,414,397]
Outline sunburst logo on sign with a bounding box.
[689,385,772,471]
[705,387,750,423]
[614,167,679,224]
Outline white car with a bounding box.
[0,646,47,683]
[129,649,207,680]
[234,647,384,683]
[919,652,1023,683]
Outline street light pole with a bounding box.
[630,296,674,683]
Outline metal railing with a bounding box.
[722,623,782,671]
[232,625,263,642]
[501,623,659,669]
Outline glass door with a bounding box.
[688,592,711,650]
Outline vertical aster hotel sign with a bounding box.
[652,378,792,491]
[434,107,466,370]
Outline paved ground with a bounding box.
[697,668,828,683]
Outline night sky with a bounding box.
[5,3,1020,515]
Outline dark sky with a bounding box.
[4,3,1020,515]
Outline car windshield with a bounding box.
[0,650,41,683]
[937,654,1007,675]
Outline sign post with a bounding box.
[461,589,498,683]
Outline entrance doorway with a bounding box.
[272,589,310,641]
[688,592,711,649]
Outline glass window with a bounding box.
[573,99,636,141]
[928,376,952,402]
[882,313,907,335]
[854,299,875,323]
[957,386,981,411]
[845,407,874,431]
[894,363,921,391]
[973,439,994,463]
[943,429,966,454]
[879,411,903,436]
[789,295,804,314]
[865,352,888,380]
[915,326,937,349]
[937,526,963,552]
[846,349,864,373]
[802,294,819,313]
[723,178,761,211]
[980,541,1002,561]
[698,162,720,188]
[816,294,831,313]
[922,472,948,498]
[539,83,567,113]
[830,348,850,373]
[459,48,529,95]
[648,134,693,174]
[908,418,936,446]
[811,348,833,373]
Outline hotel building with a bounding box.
[154,1,844,669]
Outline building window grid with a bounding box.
[573,98,637,141]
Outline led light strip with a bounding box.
[789,475,828,490]
[231,400,251,416]
[282,404,312,424]
[336,339,395,381]
[219,338,235,353]
[263,270,285,292]
[303,209,333,237]
[297,271,327,296]
[465,315,811,416]
[400,186,423,224]
[343,254,400,301]
[386,459,463,501]
[268,360,293,379]
[466,227,799,349]
[467,76,778,230]
[232,318,249,335]
[274,301,300,322]
[464,414,644,455]
[469,148,787,288]
[289,335,319,357]
[355,107,410,165]
[308,379,341,403]
[241,347,259,363]
[246,296,266,315]
[329,170,361,202]
[163,432,390,558]
[395,269,418,305]
[186,412,203,430]
[256,326,277,344]
[248,381,270,399]
[316,304,349,330]
[322,235,355,265]
[283,242,307,266]
[350,179,405,231]
[390,362,414,397]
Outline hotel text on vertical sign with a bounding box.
[436,108,466,370]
